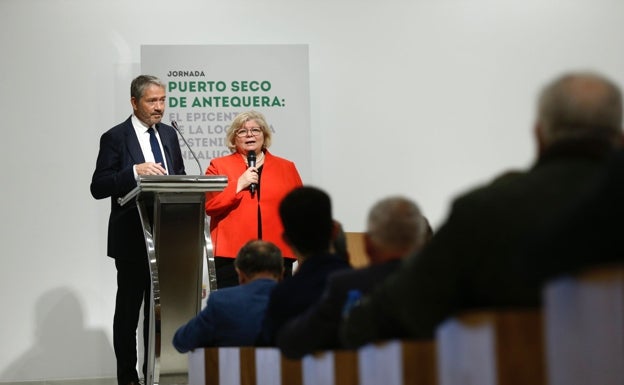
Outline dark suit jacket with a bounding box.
[90,116,185,259]
[519,148,624,283]
[277,260,401,358]
[341,139,618,347]
[257,252,352,346]
[173,278,277,351]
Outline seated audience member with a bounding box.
[172,240,283,352]
[291,219,349,275]
[340,71,624,348]
[277,196,432,358]
[330,220,350,261]
[256,186,352,346]
[518,148,624,283]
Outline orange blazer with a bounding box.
[205,150,303,259]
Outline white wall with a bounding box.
[2,0,624,381]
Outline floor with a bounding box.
[0,373,188,385]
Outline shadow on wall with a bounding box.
[1,287,115,381]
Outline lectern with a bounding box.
[118,175,228,385]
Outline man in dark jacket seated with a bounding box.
[341,71,624,347]
[257,186,351,346]
[277,196,432,358]
[173,240,283,351]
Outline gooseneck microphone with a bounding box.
[171,121,202,175]
[247,151,257,195]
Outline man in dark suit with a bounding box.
[90,75,185,385]
[518,147,624,284]
[256,186,351,346]
[173,240,284,351]
[276,196,432,359]
[341,71,623,347]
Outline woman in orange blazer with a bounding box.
[205,111,303,288]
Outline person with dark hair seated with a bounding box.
[172,240,284,352]
[256,186,351,346]
[518,148,624,283]
[277,196,432,358]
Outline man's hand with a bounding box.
[136,162,167,175]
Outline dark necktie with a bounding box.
[148,127,167,172]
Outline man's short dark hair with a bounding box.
[234,240,283,278]
[279,186,333,256]
[130,75,165,100]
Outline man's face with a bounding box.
[131,84,166,127]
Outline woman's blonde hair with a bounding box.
[225,111,273,152]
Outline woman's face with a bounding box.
[234,119,265,154]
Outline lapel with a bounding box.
[124,117,145,165]
[157,123,175,174]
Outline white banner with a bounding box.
[141,44,311,180]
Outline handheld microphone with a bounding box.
[171,121,202,175]
[247,151,257,195]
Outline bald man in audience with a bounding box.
[277,196,431,358]
[341,71,624,347]
[518,147,624,284]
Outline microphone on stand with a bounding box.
[247,151,257,195]
[171,121,202,175]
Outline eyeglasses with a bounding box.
[236,128,263,137]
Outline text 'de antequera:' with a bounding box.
[168,95,285,108]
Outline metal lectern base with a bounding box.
[153,372,189,385]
